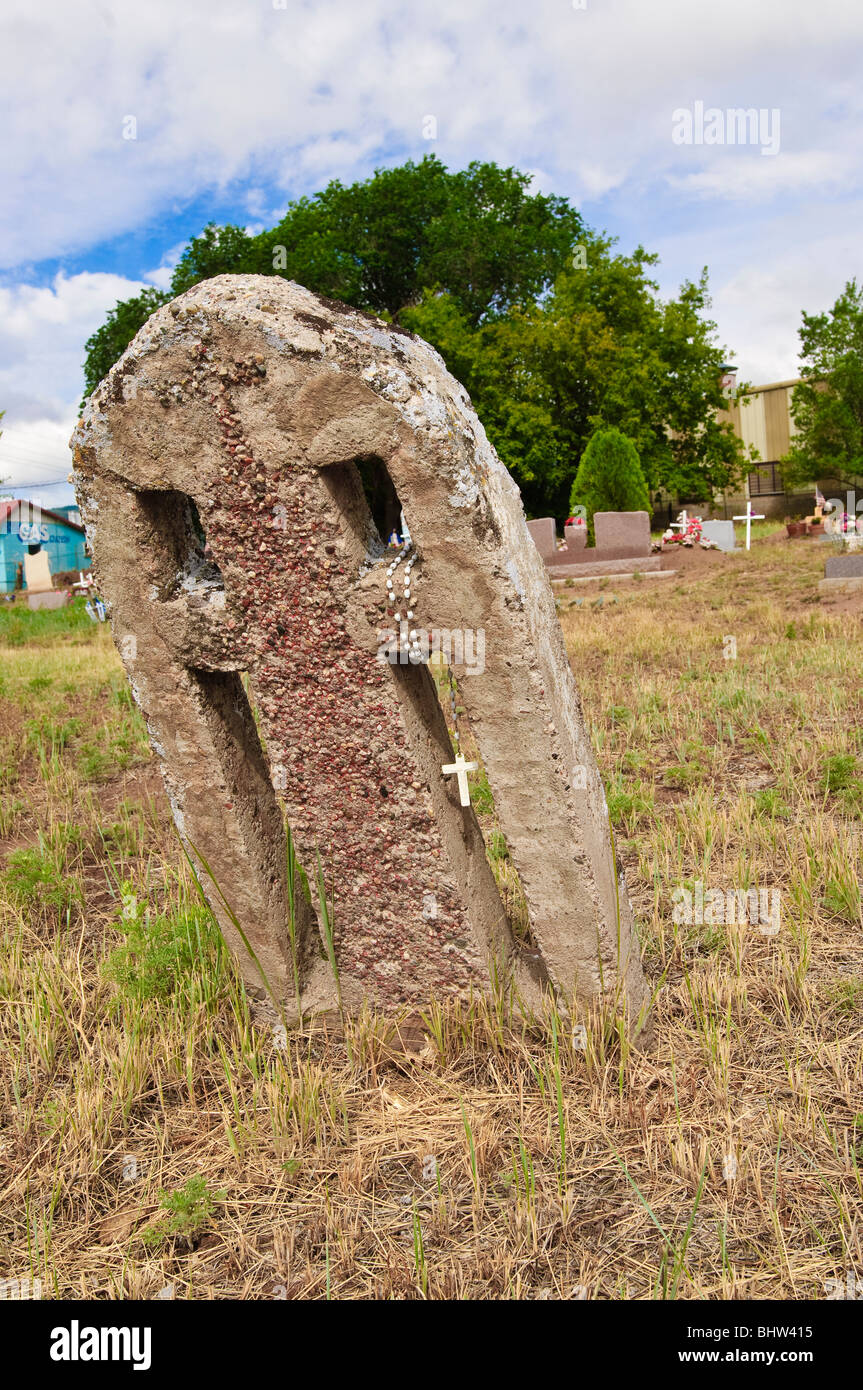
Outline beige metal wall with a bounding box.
[670,378,809,522]
[734,380,797,462]
[717,379,798,465]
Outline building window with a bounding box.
[748,462,783,496]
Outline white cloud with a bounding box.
[143,265,175,292]
[0,0,861,468]
[0,417,77,509]
[142,242,187,291]
[648,190,863,386]
[0,270,147,496]
[713,230,863,387]
[667,150,855,203]
[0,270,147,409]
[2,0,861,267]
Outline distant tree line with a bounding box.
[781,279,863,498]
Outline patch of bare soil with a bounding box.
[658,542,733,572]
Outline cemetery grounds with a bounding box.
[0,522,860,1301]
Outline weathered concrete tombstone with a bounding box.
[563,522,588,553]
[71,275,648,1028]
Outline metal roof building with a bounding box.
[0,499,90,594]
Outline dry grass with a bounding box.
[1,532,861,1301]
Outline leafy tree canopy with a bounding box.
[81,156,746,517]
[83,156,581,399]
[782,279,863,493]
[403,247,746,517]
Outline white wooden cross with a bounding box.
[733,500,764,551]
[442,752,478,806]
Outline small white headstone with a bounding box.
[24,550,53,593]
[701,520,737,552]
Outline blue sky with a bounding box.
[1,0,861,509]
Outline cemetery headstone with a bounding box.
[71,275,648,1029]
[819,552,863,596]
[700,520,736,552]
[23,550,53,593]
[27,591,69,612]
[824,554,863,578]
[593,510,651,559]
[23,550,67,610]
[526,517,557,561]
[563,522,587,552]
[531,509,661,578]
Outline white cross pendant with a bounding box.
[442,753,478,807]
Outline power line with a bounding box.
[0,455,71,468]
[0,436,72,450]
[0,479,72,489]
[0,444,71,456]
[0,438,71,452]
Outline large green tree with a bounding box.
[82,156,582,400]
[403,243,746,517]
[81,157,746,517]
[782,279,863,492]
